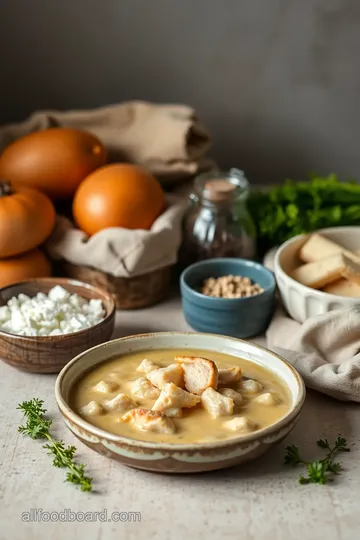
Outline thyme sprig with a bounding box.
[18,398,92,492]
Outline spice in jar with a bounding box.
[200,275,264,299]
[181,169,256,267]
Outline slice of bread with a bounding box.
[292,253,360,289]
[175,356,218,395]
[340,257,360,286]
[323,278,360,297]
[299,233,360,264]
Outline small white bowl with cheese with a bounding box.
[274,227,360,323]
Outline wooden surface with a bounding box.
[1,291,359,540]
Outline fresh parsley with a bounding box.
[248,174,360,254]
[18,398,92,492]
[284,436,350,485]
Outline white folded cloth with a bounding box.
[264,248,360,402]
[45,195,186,278]
[267,306,360,402]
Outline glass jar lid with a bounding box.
[193,168,249,204]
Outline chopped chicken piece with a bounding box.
[201,387,234,418]
[131,377,160,400]
[218,387,243,404]
[121,408,176,434]
[147,364,184,390]
[218,367,242,386]
[153,382,200,417]
[175,356,218,395]
[136,358,159,374]
[239,379,263,394]
[81,400,103,416]
[93,380,119,393]
[253,392,280,406]
[224,416,257,433]
[103,393,137,413]
[161,407,183,418]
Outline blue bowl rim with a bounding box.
[180,258,276,304]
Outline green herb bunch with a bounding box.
[18,398,92,492]
[248,174,360,254]
[284,436,350,485]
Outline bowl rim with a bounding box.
[0,277,116,341]
[55,331,306,451]
[180,258,276,303]
[274,226,360,301]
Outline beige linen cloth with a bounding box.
[0,101,214,183]
[45,195,186,278]
[264,249,360,402]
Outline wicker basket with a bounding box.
[60,262,172,310]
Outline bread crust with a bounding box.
[291,253,360,289]
[175,356,218,395]
[323,278,360,297]
[299,233,360,263]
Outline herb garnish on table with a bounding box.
[284,436,350,485]
[18,398,93,492]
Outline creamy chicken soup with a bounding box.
[72,349,292,444]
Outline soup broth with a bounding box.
[72,348,292,444]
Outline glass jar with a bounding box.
[180,168,256,267]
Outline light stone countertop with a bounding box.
[0,292,359,540]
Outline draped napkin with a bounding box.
[264,248,360,402]
[0,101,214,183]
[45,195,186,278]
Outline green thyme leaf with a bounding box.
[18,398,92,492]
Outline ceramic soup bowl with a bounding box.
[55,332,305,474]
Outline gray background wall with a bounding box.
[1,0,359,184]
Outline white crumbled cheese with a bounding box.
[0,306,10,321]
[0,285,106,336]
[48,285,70,302]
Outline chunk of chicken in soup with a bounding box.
[73,349,291,444]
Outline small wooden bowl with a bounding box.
[0,277,116,374]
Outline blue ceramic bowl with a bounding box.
[180,258,276,338]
